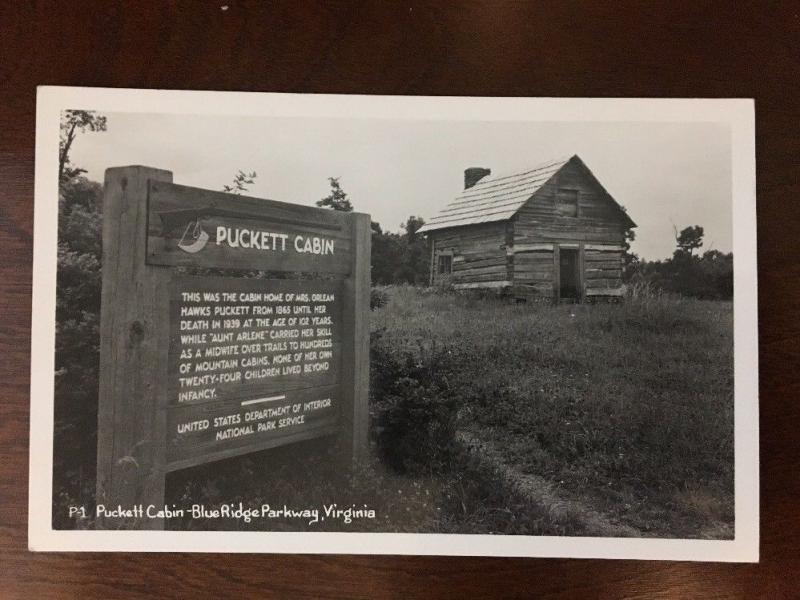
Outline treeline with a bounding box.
[624,225,733,300]
[55,175,104,524]
[371,218,429,285]
[316,177,429,285]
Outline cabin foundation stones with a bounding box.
[419,155,636,303]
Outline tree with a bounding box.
[316,177,353,212]
[59,110,107,184]
[403,215,425,241]
[616,204,639,281]
[54,174,105,524]
[698,249,733,299]
[637,223,732,300]
[675,225,704,256]
[222,170,257,194]
[371,222,404,285]
[400,216,429,284]
[370,216,430,285]
[312,177,430,284]
[621,227,639,281]
[58,176,103,257]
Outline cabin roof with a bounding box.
[417,155,635,233]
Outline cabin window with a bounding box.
[556,188,579,217]
[437,254,453,275]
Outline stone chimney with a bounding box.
[464,167,491,190]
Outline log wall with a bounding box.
[429,222,511,289]
[511,160,629,300]
[583,245,624,297]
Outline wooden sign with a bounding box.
[96,166,370,529]
[146,181,354,274]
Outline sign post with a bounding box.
[96,166,370,529]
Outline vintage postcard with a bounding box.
[29,87,758,561]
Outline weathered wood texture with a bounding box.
[513,251,554,290]
[430,222,509,286]
[511,160,630,300]
[2,1,798,598]
[148,181,353,274]
[583,248,623,291]
[96,166,172,529]
[512,159,630,247]
[339,212,371,462]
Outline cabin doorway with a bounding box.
[559,248,580,302]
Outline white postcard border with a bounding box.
[29,87,758,561]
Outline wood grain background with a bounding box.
[1,1,798,597]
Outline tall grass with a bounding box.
[371,285,734,537]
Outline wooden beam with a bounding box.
[453,281,512,289]
[507,243,554,254]
[553,244,560,303]
[584,244,625,251]
[429,236,435,286]
[97,166,173,530]
[579,242,586,303]
[340,212,371,463]
[586,287,625,296]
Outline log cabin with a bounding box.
[417,155,636,302]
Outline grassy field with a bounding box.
[154,284,732,538]
[370,285,734,538]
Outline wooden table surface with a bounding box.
[1,2,798,598]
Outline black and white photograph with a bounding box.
[29,88,757,561]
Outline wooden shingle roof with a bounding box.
[418,157,570,233]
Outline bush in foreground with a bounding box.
[370,327,460,475]
[375,377,458,474]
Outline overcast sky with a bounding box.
[71,112,731,260]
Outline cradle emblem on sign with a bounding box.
[177,219,209,253]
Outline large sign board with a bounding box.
[96,167,370,528]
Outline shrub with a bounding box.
[375,377,458,474]
[53,177,104,528]
[370,328,460,474]
[636,250,733,300]
[370,287,389,310]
